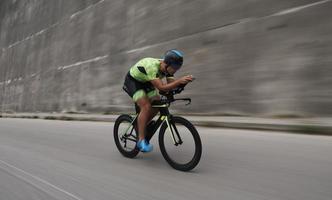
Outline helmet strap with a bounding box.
[162,64,171,76]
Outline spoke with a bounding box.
[121,130,137,143]
[125,137,137,143]
[121,123,134,138]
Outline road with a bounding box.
[0,118,331,200]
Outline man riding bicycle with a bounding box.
[123,49,193,153]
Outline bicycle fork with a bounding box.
[163,116,183,146]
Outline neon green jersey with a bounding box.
[129,58,165,82]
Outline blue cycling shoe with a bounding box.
[137,139,153,153]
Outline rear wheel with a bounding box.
[113,114,139,158]
[159,116,202,171]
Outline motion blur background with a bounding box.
[0,0,331,116]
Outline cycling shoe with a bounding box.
[137,139,153,153]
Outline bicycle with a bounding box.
[114,83,202,171]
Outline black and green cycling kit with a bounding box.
[123,58,174,102]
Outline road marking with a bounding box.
[0,159,84,200]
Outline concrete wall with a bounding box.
[0,0,331,116]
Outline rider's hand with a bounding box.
[178,75,194,84]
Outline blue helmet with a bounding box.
[164,49,183,70]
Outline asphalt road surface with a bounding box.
[0,118,331,200]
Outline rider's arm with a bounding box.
[150,78,181,92]
[166,76,175,84]
[151,75,193,92]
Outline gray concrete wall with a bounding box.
[0,0,331,116]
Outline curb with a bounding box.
[1,113,331,136]
[193,121,332,135]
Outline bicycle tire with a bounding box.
[159,116,202,171]
[114,114,139,158]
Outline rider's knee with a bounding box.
[138,100,151,112]
[150,95,160,103]
[141,103,152,113]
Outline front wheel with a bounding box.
[159,116,202,171]
[114,114,139,158]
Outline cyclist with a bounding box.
[123,49,193,152]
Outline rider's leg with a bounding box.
[136,95,154,152]
[148,95,160,122]
[124,75,153,152]
[136,96,152,141]
[146,90,160,122]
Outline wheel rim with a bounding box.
[162,122,197,165]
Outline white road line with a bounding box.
[0,159,84,200]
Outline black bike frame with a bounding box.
[131,102,183,145]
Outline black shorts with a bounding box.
[123,72,157,101]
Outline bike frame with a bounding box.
[116,83,201,171]
[121,102,183,146]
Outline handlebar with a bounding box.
[158,82,192,105]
